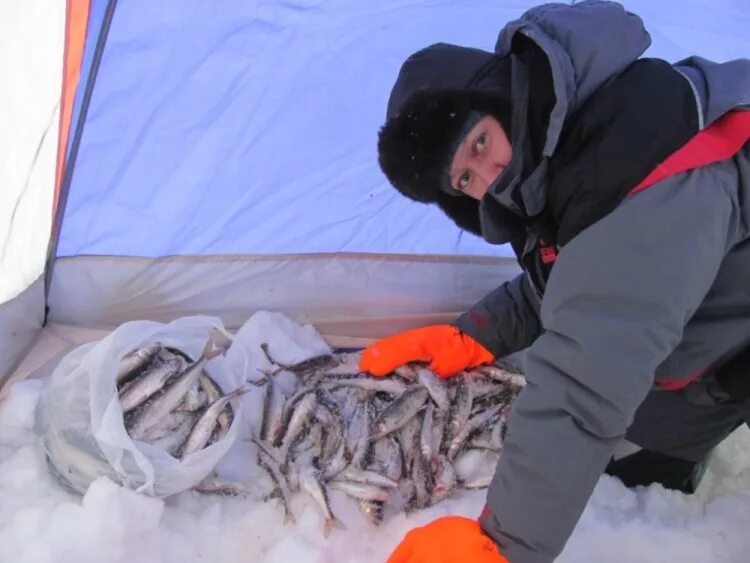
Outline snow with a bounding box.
[2,312,750,562]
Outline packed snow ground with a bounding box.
[1,312,749,562]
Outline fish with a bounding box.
[420,402,435,461]
[261,342,339,376]
[321,374,408,396]
[447,404,503,462]
[299,468,346,537]
[258,450,296,524]
[416,367,451,411]
[199,372,234,437]
[368,435,403,484]
[118,357,184,413]
[194,474,252,496]
[337,467,399,489]
[370,387,429,440]
[248,352,523,532]
[430,455,457,504]
[181,387,248,458]
[328,480,390,502]
[147,412,197,456]
[116,342,162,386]
[278,391,318,469]
[175,384,208,412]
[127,330,231,441]
[479,365,526,388]
[397,413,421,474]
[444,374,473,450]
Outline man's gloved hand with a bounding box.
[359,325,494,379]
[388,516,509,563]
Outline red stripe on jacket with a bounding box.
[630,110,750,195]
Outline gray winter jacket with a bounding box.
[449,2,750,562]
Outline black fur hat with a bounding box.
[377,88,512,204]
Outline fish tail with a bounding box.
[202,328,232,360]
[324,515,347,537]
[283,506,297,525]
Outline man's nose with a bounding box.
[477,162,504,188]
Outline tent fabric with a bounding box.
[56,0,534,260]
[0,277,45,389]
[63,0,112,162]
[55,0,750,263]
[0,0,66,304]
[55,0,92,206]
[47,254,520,333]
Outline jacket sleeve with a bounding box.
[496,1,651,113]
[454,272,542,358]
[479,165,743,562]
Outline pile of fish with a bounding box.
[252,345,525,534]
[116,329,242,459]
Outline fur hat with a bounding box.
[377,88,512,204]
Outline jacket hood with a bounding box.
[379,2,655,244]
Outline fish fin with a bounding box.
[324,515,347,537]
[203,328,232,360]
[284,509,297,525]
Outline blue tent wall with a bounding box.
[57,0,750,262]
[56,0,535,259]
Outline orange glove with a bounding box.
[359,325,494,379]
[388,516,509,563]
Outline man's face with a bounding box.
[449,115,512,200]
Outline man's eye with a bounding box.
[474,134,486,153]
[458,171,471,190]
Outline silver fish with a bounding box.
[321,375,408,396]
[128,330,230,440]
[321,437,349,480]
[260,373,279,442]
[444,374,473,450]
[199,373,233,436]
[141,410,194,442]
[416,367,451,411]
[148,412,197,456]
[328,480,389,502]
[447,404,502,462]
[368,435,404,483]
[479,365,526,388]
[119,357,183,413]
[116,342,162,386]
[430,455,457,504]
[258,450,296,524]
[175,383,208,412]
[337,467,399,489]
[194,474,251,496]
[349,400,372,470]
[181,387,247,458]
[420,402,435,461]
[299,468,346,537]
[370,387,429,440]
[393,365,418,382]
[397,413,421,474]
[410,448,433,510]
[261,342,339,376]
[278,391,318,468]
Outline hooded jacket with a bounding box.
[383,2,750,562]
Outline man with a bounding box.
[359,1,750,561]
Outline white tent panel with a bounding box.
[0,0,65,304]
